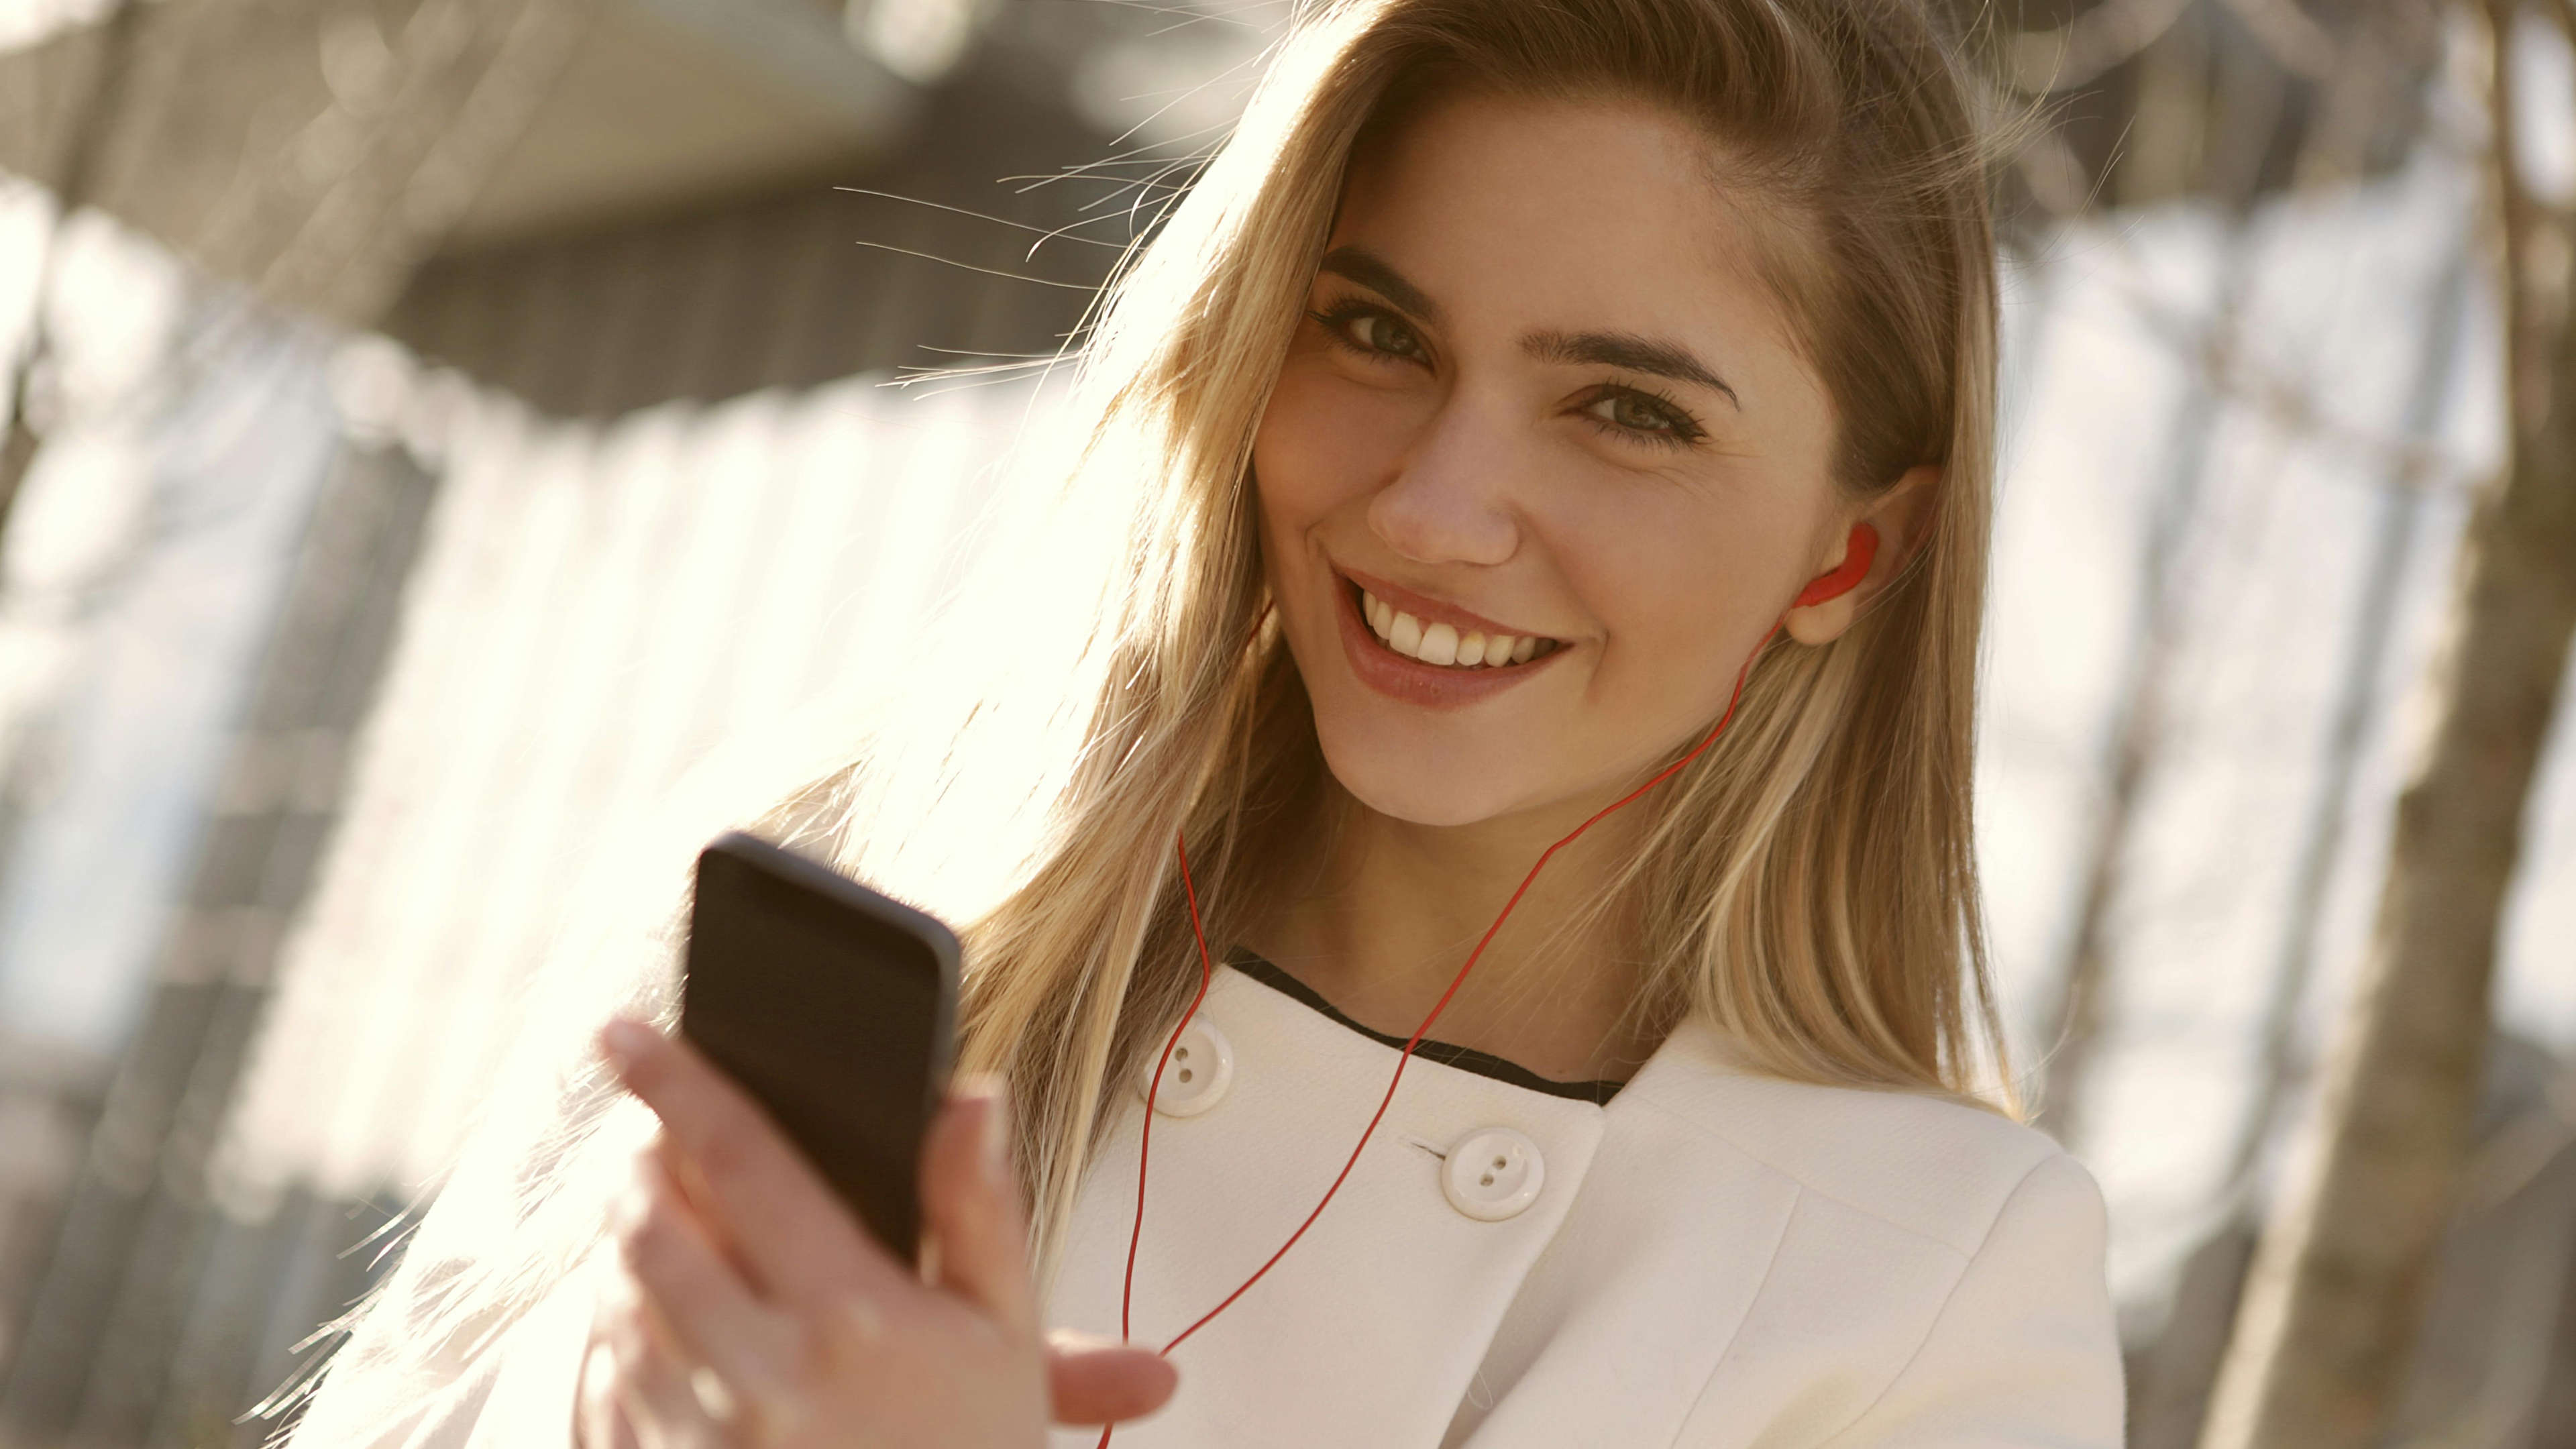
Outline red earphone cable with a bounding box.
[1096,531,1868,1444]
[1119,845,1219,1345]
[1124,625,1762,1341]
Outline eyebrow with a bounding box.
[1525,329,1741,408]
[1318,246,1448,327]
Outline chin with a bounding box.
[1308,716,1534,828]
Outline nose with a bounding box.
[1365,392,1523,569]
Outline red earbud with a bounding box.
[1792,523,1880,608]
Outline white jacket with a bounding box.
[385,960,2125,1447]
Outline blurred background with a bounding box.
[0,0,2565,1445]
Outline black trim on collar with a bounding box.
[1223,948,1626,1105]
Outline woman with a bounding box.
[286,0,2123,1444]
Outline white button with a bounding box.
[1442,1128,1546,1221]
[1135,1018,1234,1116]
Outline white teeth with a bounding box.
[1356,585,1556,669]
[1390,609,1422,654]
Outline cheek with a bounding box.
[1591,529,1725,640]
[1554,489,1803,694]
[1251,356,1424,525]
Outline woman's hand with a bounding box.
[576,1018,1176,1447]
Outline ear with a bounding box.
[1780,464,1939,647]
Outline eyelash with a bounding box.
[1307,298,1708,451]
[1578,382,1707,449]
[1309,300,1428,365]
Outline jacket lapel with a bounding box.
[1442,1018,1799,1447]
[1045,967,1609,1448]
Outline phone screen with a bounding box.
[682,834,959,1261]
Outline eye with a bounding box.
[1311,301,1430,365]
[1578,385,1705,448]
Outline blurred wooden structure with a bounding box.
[0,0,915,331]
[0,441,436,1448]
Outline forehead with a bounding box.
[1330,87,1815,392]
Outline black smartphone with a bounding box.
[680,830,961,1263]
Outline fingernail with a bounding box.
[837,1294,887,1346]
[977,1089,1012,1187]
[599,1018,651,1070]
[688,1365,739,1423]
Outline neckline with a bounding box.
[1222,948,1627,1104]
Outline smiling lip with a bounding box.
[1337,566,1542,640]
[1330,569,1567,710]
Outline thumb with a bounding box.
[920,1080,1037,1334]
[1044,1331,1178,1426]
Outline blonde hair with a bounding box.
[281,0,2010,1437]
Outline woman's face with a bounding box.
[1254,88,1905,828]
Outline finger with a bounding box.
[650,1134,756,1283]
[1044,1331,1179,1426]
[918,1079,1037,1334]
[576,1332,642,1449]
[616,1146,804,1422]
[598,1271,712,1447]
[600,1018,910,1309]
